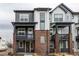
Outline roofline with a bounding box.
[50,3,73,13]
[34,7,51,11]
[14,10,34,12]
[14,7,51,12]
[72,12,79,15]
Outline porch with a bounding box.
[16,40,35,53]
[50,22,74,54]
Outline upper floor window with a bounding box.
[19,14,29,22]
[40,13,45,30]
[78,15,79,23]
[27,28,33,38]
[54,14,63,22]
[17,28,26,36]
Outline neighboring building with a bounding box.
[0,37,8,51]
[12,3,79,55]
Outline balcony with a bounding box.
[16,34,34,41]
[51,34,68,40]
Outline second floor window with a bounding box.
[19,14,29,22]
[27,28,33,38]
[40,13,45,30]
[78,16,79,23]
[17,28,26,36]
[54,14,63,22]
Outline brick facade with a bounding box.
[13,32,16,55]
[35,30,50,56]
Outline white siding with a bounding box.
[51,7,65,22]
[51,7,73,22]
[34,10,50,30]
[73,15,79,23]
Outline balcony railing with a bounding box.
[51,34,68,40]
[16,34,34,40]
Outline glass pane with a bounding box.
[40,36,45,44]
[27,28,33,34]
[27,34,33,39]
[19,14,29,22]
[40,13,45,21]
[54,14,63,22]
[40,22,45,30]
[17,28,26,36]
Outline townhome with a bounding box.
[50,3,79,55]
[12,8,51,55]
[12,3,79,56]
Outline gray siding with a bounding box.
[15,12,34,22]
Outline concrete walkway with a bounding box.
[16,52,33,56]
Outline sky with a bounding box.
[0,0,79,43]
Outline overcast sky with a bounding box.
[0,0,79,43]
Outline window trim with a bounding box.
[17,28,26,36]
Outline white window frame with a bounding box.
[78,15,79,23]
[40,12,45,30]
[54,14,63,22]
[19,41,23,48]
[19,14,29,22]
[27,28,33,34]
[17,28,26,36]
[27,28,33,38]
[40,36,46,44]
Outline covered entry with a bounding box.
[16,40,35,53]
[50,22,74,54]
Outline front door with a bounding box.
[26,42,30,52]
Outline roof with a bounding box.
[14,10,34,13]
[72,12,79,15]
[50,3,73,13]
[14,7,51,13]
[50,22,74,28]
[34,7,51,11]
[12,22,37,26]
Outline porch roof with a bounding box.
[12,22,37,27]
[50,22,74,28]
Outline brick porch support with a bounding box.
[35,30,50,56]
[68,25,73,54]
[13,27,16,55]
[54,25,60,53]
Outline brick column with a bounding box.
[35,30,50,55]
[13,27,16,55]
[68,25,73,54]
[54,25,59,53]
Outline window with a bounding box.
[19,41,23,48]
[27,28,33,39]
[19,14,29,22]
[54,14,63,22]
[50,41,54,48]
[77,42,79,49]
[78,16,79,23]
[17,28,26,36]
[40,13,45,30]
[59,41,68,49]
[40,36,46,44]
